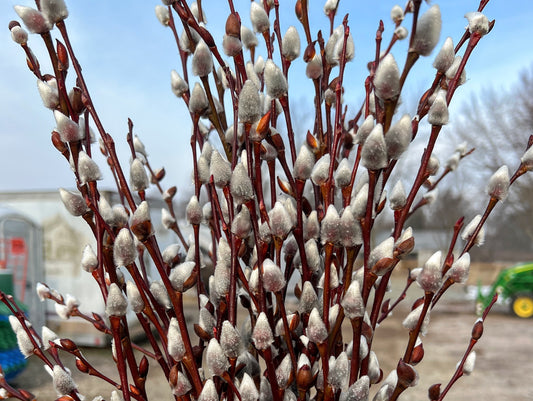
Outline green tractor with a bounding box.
[477,262,533,318]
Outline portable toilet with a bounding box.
[0,207,45,329]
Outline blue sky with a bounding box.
[0,0,532,197]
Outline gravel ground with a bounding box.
[7,287,533,401]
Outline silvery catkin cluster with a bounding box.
[3,0,533,401]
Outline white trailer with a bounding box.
[0,190,177,346]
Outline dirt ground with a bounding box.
[8,284,533,401]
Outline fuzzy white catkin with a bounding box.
[16,329,35,357]
[262,259,286,292]
[306,53,323,79]
[199,308,216,336]
[41,326,58,350]
[10,25,28,44]
[36,282,50,301]
[340,375,370,401]
[318,264,339,290]
[487,165,509,201]
[461,215,485,246]
[167,318,185,361]
[223,34,242,57]
[276,354,292,389]
[446,56,466,85]
[417,251,443,293]
[293,145,315,180]
[150,281,171,309]
[386,114,412,159]
[361,124,388,170]
[189,82,208,114]
[321,204,340,244]
[81,244,98,273]
[110,390,124,401]
[40,0,68,24]
[241,25,258,49]
[54,110,81,142]
[77,151,102,184]
[59,188,88,216]
[14,6,51,33]
[390,5,404,23]
[162,244,180,267]
[155,5,169,26]
[324,0,339,14]
[423,188,438,205]
[238,80,262,123]
[282,26,300,61]
[427,91,449,125]
[240,373,259,401]
[172,370,192,396]
[395,26,408,40]
[264,59,288,99]
[37,79,59,109]
[368,351,380,383]
[169,261,195,292]
[198,379,218,401]
[210,150,232,187]
[98,196,114,226]
[197,155,211,183]
[252,312,274,350]
[186,195,203,225]
[339,208,362,248]
[324,26,342,66]
[447,253,470,284]
[250,2,269,33]
[131,200,152,230]
[446,152,461,171]
[374,54,400,100]
[433,37,455,73]
[307,308,328,344]
[161,208,176,230]
[520,145,533,170]
[389,181,407,210]
[220,321,241,358]
[403,304,431,335]
[206,338,230,377]
[329,352,349,390]
[231,206,252,239]
[268,201,292,239]
[350,183,368,218]
[171,70,188,97]
[129,158,149,192]
[113,228,137,266]
[192,40,213,77]
[230,162,254,204]
[342,280,365,319]
[53,365,77,395]
[311,154,331,186]
[55,303,70,320]
[112,204,128,228]
[126,280,144,313]
[298,281,318,314]
[462,351,476,375]
[334,29,355,62]
[412,5,442,56]
[334,158,351,188]
[465,12,489,35]
[368,237,394,269]
[356,115,375,145]
[105,283,128,317]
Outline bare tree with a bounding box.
[449,65,533,257]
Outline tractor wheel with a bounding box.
[510,293,533,318]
